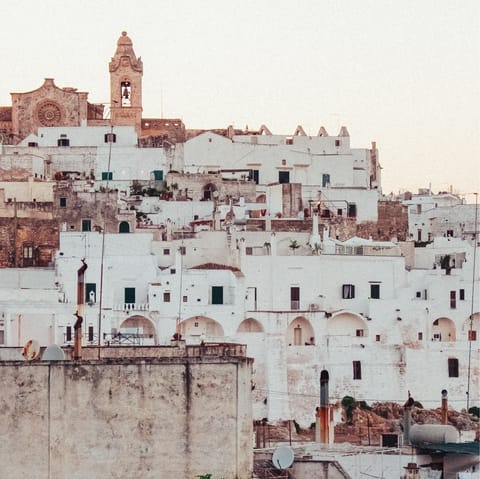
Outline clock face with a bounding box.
[37,102,62,126]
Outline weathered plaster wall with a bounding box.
[0,357,253,479]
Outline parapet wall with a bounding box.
[0,355,253,479]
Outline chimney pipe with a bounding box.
[441,389,448,425]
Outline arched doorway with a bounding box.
[287,316,314,346]
[118,315,157,345]
[237,317,264,333]
[203,183,217,201]
[179,316,224,340]
[432,317,456,342]
[119,221,130,233]
[326,312,368,337]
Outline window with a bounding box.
[163,248,170,255]
[57,138,70,147]
[81,219,91,232]
[418,332,423,341]
[121,81,131,107]
[152,170,163,181]
[353,361,362,380]
[416,291,421,298]
[88,326,94,342]
[342,284,355,299]
[446,229,454,237]
[104,133,116,143]
[370,284,380,299]
[59,197,67,207]
[170,268,176,274]
[246,247,253,255]
[182,295,188,303]
[281,159,287,166]
[286,137,293,145]
[0,330,4,345]
[322,174,330,187]
[375,334,381,342]
[163,292,171,302]
[65,326,72,342]
[85,283,96,303]
[459,289,465,300]
[448,358,459,378]
[468,330,477,341]
[179,246,186,255]
[347,203,357,218]
[335,139,341,147]
[278,171,290,184]
[450,290,456,309]
[124,287,135,304]
[356,329,364,337]
[212,286,224,305]
[290,287,300,310]
[23,243,33,259]
[28,142,38,147]
[249,169,259,184]
[417,229,422,242]
[101,172,113,181]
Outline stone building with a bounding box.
[0,32,185,146]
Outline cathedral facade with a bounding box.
[0,32,184,145]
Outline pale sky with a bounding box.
[1,0,478,198]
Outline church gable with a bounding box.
[10,78,89,142]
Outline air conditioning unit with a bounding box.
[309,303,320,311]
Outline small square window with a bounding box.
[59,197,67,207]
[342,284,355,299]
[163,248,170,255]
[101,172,113,181]
[468,330,477,341]
[82,219,91,232]
[370,284,380,299]
[163,292,171,302]
[182,295,188,303]
[246,247,253,255]
[459,289,465,300]
[356,329,364,337]
[375,334,381,342]
[418,332,423,340]
[335,139,341,147]
[104,133,116,143]
[57,138,70,147]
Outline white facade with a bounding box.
[1,227,478,427]
[184,129,380,222]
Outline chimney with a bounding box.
[441,389,448,425]
[316,370,332,443]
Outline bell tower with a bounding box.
[109,31,143,135]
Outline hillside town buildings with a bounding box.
[0,31,478,472]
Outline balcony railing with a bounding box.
[113,303,150,312]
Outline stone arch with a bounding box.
[237,317,264,333]
[432,317,456,342]
[118,315,157,345]
[179,315,224,339]
[287,316,314,346]
[326,311,368,337]
[119,221,130,233]
[203,183,217,201]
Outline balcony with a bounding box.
[113,303,150,312]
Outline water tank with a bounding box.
[409,424,459,445]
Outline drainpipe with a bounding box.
[74,259,88,360]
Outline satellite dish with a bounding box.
[272,446,294,470]
[22,339,41,360]
[42,344,65,361]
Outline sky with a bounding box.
[1,0,478,199]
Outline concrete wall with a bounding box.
[0,356,253,479]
